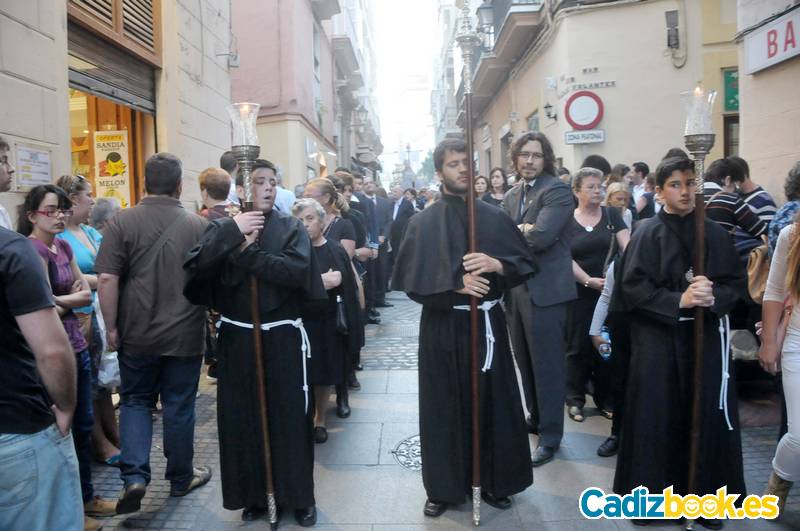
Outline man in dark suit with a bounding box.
[349,171,382,324]
[363,178,393,308]
[388,185,415,287]
[501,131,576,467]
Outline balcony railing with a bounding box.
[492,0,544,37]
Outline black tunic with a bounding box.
[183,213,327,511]
[305,240,360,385]
[392,194,536,503]
[613,209,746,498]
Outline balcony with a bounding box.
[331,7,363,81]
[311,0,341,21]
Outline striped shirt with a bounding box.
[703,182,767,257]
[732,186,777,256]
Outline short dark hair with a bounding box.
[0,136,9,151]
[655,156,695,188]
[198,167,231,200]
[334,166,352,174]
[251,159,278,175]
[632,161,650,176]
[404,188,418,198]
[705,158,744,186]
[581,155,612,177]
[351,171,364,181]
[510,132,556,176]
[663,147,690,160]
[785,161,800,201]
[145,153,183,195]
[18,184,71,236]
[727,155,750,180]
[220,151,238,173]
[557,167,570,176]
[434,138,467,173]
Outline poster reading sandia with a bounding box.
[94,131,131,208]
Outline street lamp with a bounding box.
[544,102,556,121]
[476,1,495,50]
[681,83,716,531]
[226,102,261,207]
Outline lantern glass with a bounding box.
[227,102,261,146]
[477,1,494,29]
[681,86,717,136]
[354,105,368,125]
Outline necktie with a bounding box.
[518,184,532,223]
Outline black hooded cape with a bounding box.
[183,213,327,511]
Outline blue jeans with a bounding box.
[74,348,95,503]
[0,425,83,531]
[119,353,202,490]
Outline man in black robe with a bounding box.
[392,139,536,517]
[613,156,746,529]
[184,159,327,527]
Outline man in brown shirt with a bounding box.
[96,152,211,514]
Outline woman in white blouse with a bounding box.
[759,221,800,513]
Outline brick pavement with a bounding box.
[91,293,799,530]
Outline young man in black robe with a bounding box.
[184,159,327,527]
[392,139,536,517]
[613,156,746,529]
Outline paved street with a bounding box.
[93,294,800,530]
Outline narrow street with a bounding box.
[92,294,799,530]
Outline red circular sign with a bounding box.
[564,91,604,131]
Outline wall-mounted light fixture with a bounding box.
[665,10,679,49]
[544,102,557,121]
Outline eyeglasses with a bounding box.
[581,184,603,191]
[518,152,545,161]
[35,208,74,218]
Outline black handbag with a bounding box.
[335,294,349,335]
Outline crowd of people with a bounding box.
[1,128,800,530]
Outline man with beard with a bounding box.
[392,138,535,517]
[501,132,576,467]
[183,159,327,527]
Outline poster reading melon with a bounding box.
[94,131,131,208]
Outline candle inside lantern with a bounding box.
[682,85,717,136]
[227,102,261,146]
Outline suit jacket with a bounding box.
[502,173,576,307]
[389,198,415,249]
[354,191,378,246]
[372,196,393,240]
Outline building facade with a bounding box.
[431,0,462,144]
[231,0,382,187]
[454,0,743,182]
[1,0,233,216]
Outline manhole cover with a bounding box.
[392,434,422,471]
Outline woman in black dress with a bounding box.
[293,198,360,444]
[482,167,509,207]
[566,168,630,422]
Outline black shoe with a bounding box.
[597,435,619,457]
[423,498,448,517]
[242,506,267,521]
[531,445,556,467]
[294,505,317,527]
[356,364,364,371]
[375,301,394,308]
[170,466,212,497]
[697,518,723,530]
[481,492,512,510]
[314,426,328,444]
[367,315,381,325]
[336,395,351,418]
[368,309,381,318]
[348,373,361,390]
[525,414,538,434]
[116,482,146,515]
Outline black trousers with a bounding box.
[565,289,613,411]
[509,285,566,448]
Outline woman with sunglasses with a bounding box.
[56,175,121,472]
[18,184,116,528]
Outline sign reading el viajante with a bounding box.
[94,131,131,208]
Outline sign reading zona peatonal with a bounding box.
[564,90,604,131]
[565,129,605,145]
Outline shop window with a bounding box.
[69,88,154,208]
[724,115,739,158]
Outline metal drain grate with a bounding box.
[391,434,422,471]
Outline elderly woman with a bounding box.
[604,181,633,229]
[56,175,121,471]
[293,198,360,444]
[90,197,121,232]
[566,168,630,423]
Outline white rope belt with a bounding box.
[219,315,313,414]
[453,299,502,372]
[677,314,733,430]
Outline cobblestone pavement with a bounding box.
[92,294,799,530]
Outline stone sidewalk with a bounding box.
[92,293,800,530]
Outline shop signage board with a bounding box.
[14,143,52,190]
[94,131,131,208]
[744,7,800,74]
[724,69,739,112]
[565,129,605,145]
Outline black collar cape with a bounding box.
[391,193,537,296]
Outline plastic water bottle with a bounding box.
[599,326,612,361]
